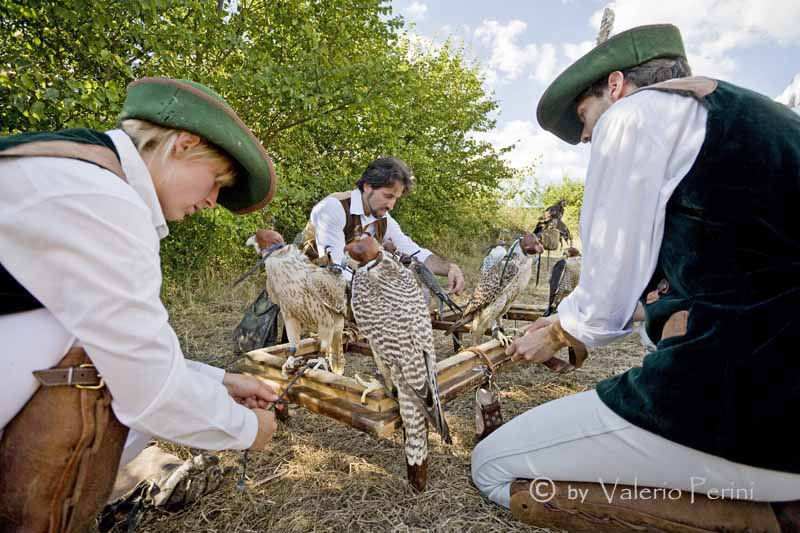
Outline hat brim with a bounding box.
[120,78,277,214]
[536,24,686,145]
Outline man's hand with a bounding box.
[447,263,465,294]
[423,254,465,295]
[249,408,278,450]
[223,372,279,409]
[506,315,562,363]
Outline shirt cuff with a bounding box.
[415,248,433,264]
[237,407,259,450]
[556,298,632,349]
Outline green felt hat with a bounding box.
[537,24,686,145]
[119,77,277,214]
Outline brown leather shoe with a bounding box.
[510,479,782,532]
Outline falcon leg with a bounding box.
[491,323,513,347]
[328,317,346,375]
[280,317,304,377]
[354,374,385,404]
[470,317,485,347]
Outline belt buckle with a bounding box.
[75,363,105,390]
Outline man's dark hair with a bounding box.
[356,157,414,194]
[577,57,692,102]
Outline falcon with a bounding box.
[543,247,582,317]
[449,233,543,346]
[246,230,348,375]
[347,236,451,491]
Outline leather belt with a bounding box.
[33,363,105,389]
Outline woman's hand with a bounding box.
[222,372,279,409]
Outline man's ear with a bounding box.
[608,70,638,102]
[607,71,626,101]
[173,131,202,156]
[362,183,373,195]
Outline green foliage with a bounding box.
[1,0,518,279]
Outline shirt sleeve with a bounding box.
[0,160,257,450]
[310,195,351,280]
[557,91,706,348]
[383,215,433,263]
[185,359,226,382]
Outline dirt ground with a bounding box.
[126,252,647,532]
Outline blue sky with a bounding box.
[391,0,800,192]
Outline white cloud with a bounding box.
[563,41,594,62]
[406,1,428,21]
[596,1,800,79]
[399,30,443,59]
[474,20,561,83]
[473,120,591,193]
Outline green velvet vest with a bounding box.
[596,80,800,473]
[0,128,122,315]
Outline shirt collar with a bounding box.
[106,129,169,240]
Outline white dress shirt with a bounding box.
[557,90,708,348]
[0,129,257,450]
[309,188,432,280]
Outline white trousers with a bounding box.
[471,390,800,509]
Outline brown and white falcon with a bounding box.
[449,233,543,346]
[246,230,348,375]
[348,237,451,491]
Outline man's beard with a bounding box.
[366,193,384,217]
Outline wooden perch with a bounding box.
[232,303,547,438]
[234,337,521,439]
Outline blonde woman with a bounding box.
[0,78,279,531]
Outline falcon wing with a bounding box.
[308,266,347,315]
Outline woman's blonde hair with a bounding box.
[120,119,236,186]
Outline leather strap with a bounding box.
[541,357,575,374]
[0,141,126,180]
[464,346,496,376]
[34,365,103,388]
[547,320,589,369]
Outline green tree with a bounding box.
[1,0,517,277]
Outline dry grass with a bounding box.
[125,248,645,533]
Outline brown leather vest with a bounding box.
[302,191,388,261]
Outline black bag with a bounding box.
[232,290,282,354]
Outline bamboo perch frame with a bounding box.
[232,303,545,439]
